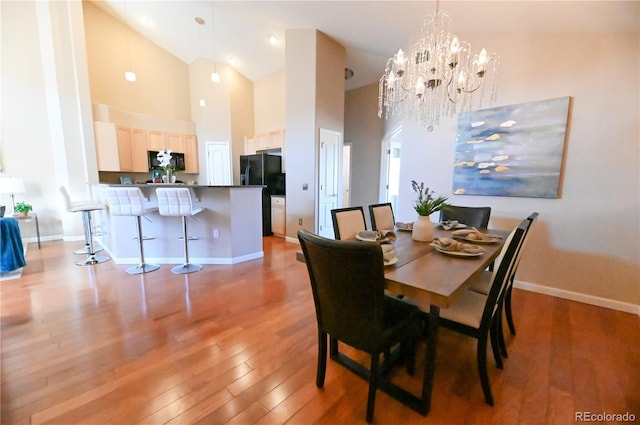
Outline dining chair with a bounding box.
[437,219,528,406]
[440,205,491,228]
[330,206,366,240]
[297,229,422,423]
[368,202,395,231]
[469,212,539,344]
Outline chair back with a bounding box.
[509,212,539,281]
[368,203,395,231]
[440,205,491,228]
[480,219,528,324]
[330,206,366,240]
[298,229,387,352]
[59,186,73,212]
[106,188,146,216]
[156,188,194,216]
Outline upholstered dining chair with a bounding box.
[368,203,395,231]
[437,219,528,406]
[297,229,422,423]
[330,206,366,240]
[440,205,492,228]
[469,212,539,351]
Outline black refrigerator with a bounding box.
[240,153,283,236]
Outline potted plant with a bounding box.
[14,201,32,217]
[410,180,449,242]
[156,149,176,183]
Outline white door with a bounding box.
[342,143,352,207]
[380,127,402,214]
[206,142,232,185]
[318,128,342,238]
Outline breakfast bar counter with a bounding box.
[96,184,264,265]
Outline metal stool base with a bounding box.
[76,256,110,266]
[127,263,160,274]
[74,247,104,255]
[171,263,203,274]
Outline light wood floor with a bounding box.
[1,238,638,425]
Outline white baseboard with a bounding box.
[107,251,264,265]
[514,280,640,316]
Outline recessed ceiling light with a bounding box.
[194,16,205,25]
[228,57,239,67]
[268,35,279,45]
[199,99,206,107]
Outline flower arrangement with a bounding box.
[156,149,174,173]
[411,180,449,216]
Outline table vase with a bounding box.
[412,216,434,242]
[162,170,176,184]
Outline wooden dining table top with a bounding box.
[383,227,509,309]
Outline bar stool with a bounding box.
[106,187,160,274]
[156,188,204,274]
[59,186,109,266]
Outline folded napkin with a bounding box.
[451,227,500,241]
[430,237,484,254]
[440,220,461,230]
[358,230,397,242]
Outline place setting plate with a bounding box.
[438,220,467,230]
[455,236,502,244]
[434,247,484,257]
[395,222,413,232]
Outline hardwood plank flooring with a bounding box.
[1,238,638,424]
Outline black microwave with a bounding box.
[148,151,185,171]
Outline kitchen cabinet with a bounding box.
[268,129,284,148]
[256,133,270,150]
[271,196,285,237]
[244,136,256,155]
[146,130,166,151]
[95,122,148,172]
[167,133,186,153]
[184,135,199,173]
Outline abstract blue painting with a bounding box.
[452,97,570,198]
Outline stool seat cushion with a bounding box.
[156,188,204,217]
[107,188,157,216]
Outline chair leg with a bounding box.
[366,353,380,423]
[498,309,509,359]
[505,281,516,335]
[316,330,327,388]
[330,337,338,356]
[490,318,504,369]
[477,335,494,406]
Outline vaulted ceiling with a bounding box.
[92,1,639,91]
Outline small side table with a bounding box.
[14,212,41,249]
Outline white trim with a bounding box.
[106,251,264,265]
[285,236,300,245]
[514,280,640,316]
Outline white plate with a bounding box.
[384,256,398,266]
[434,247,484,257]
[456,236,502,244]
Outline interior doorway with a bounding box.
[205,141,232,185]
[342,142,352,207]
[317,128,342,238]
[380,127,402,214]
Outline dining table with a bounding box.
[296,224,509,416]
[381,226,508,415]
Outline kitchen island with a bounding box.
[97,184,264,265]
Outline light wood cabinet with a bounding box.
[95,123,149,172]
[167,133,186,153]
[146,130,166,151]
[184,135,199,173]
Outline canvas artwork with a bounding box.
[452,96,570,198]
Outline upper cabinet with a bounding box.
[244,128,285,154]
[95,122,198,173]
[95,122,147,172]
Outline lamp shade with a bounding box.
[0,177,25,194]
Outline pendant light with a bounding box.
[124,0,136,82]
[210,1,220,83]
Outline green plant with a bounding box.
[411,180,449,216]
[14,201,32,214]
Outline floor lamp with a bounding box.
[0,177,25,214]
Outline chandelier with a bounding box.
[378,1,499,131]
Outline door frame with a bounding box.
[205,141,232,185]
